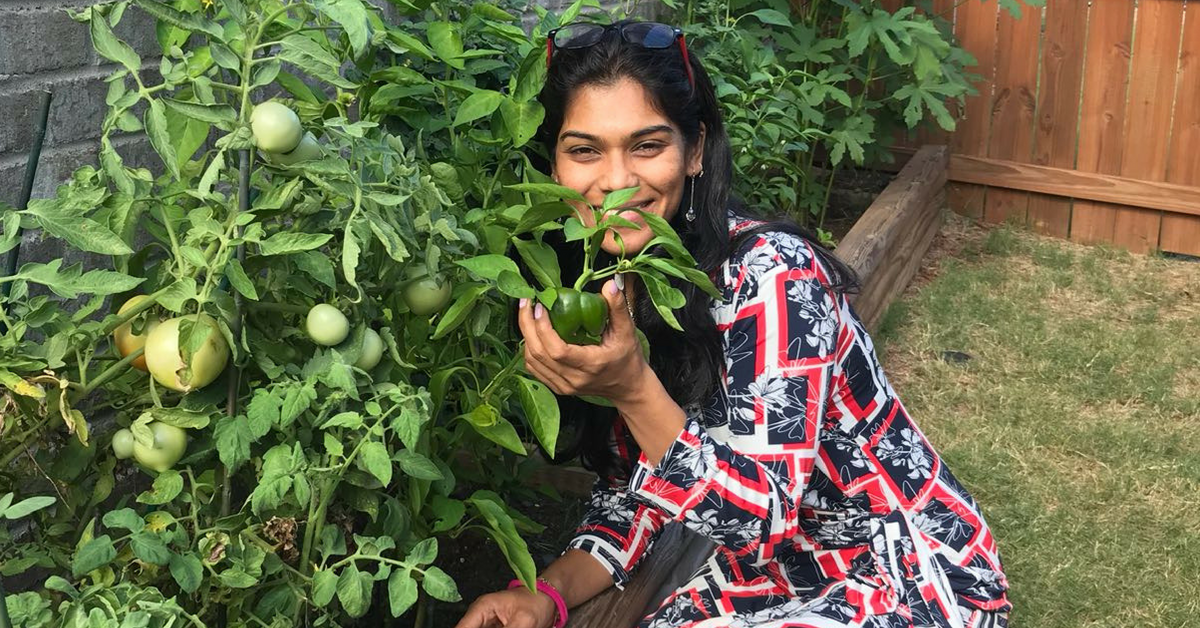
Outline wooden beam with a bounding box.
[839,145,949,332]
[950,154,1200,218]
[886,148,1200,219]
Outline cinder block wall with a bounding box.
[0,1,161,207]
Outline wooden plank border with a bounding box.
[948,154,1200,218]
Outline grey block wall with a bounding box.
[0,0,161,209]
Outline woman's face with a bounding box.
[552,77,704,256]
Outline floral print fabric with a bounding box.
[566,214,1009,627]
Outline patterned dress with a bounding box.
[566,214,1010,628]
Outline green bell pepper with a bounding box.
[548,287,609,345]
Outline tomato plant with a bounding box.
[0,0,624,625]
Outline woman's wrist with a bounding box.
[508,578,567,628]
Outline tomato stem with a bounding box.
[77,346,145,397]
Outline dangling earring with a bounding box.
[685,169,703,222]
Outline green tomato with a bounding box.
[144,314,230,393]
[111,428,135,460]
[354,328,384,370]
[250,101,303,153]
[403,275,453,316]
[306,304,350,346]
[132,422,188,472]
[267,131,322,165]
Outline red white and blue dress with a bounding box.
[566,215,1010,628]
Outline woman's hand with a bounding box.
[518,279,646,404]
[453,588,557,628]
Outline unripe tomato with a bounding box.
[113,295,160,372]
[267,132,322,165]
[354,328,384,370]
[144,314,230,393]
[306,304,350,346]
[250,101,303,153]
[111,428,135,460]
[132,422,187,472]
[403,275,453,316]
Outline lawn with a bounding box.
[875,215,1200,627]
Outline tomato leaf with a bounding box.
[421,566,461,602]
[388,569,419,617]
[259,232,334,256]
[431,285,489,340]
[312,569,338,607]
[101,508,143,532]
[89,14,140,73]
[223,258,259,301]
[145,99,181,180]
[137,470,183,505]
[312,0,371,57]
[393,450,444,481]
[130,531,171,565]
[336,563,371,618]
[169,553,202,594]
[214,415,253,471]
[359,440,393,487]
[22,202,132,256]
[279,35,357,88]
[72,535,116,578]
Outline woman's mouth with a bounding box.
[603,199,654,222]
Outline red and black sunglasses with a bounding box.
[545,22,696,89]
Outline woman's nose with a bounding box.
[599,153,639,193]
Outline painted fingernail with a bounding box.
[605,281,618,296]
[519,298,529,309]
[534,303,544,320]
[614,273,625,290]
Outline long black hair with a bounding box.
[523,20,858,480]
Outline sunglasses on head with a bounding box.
[545,22,696,89]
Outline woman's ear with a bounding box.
[689,123,707,176]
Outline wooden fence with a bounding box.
[887,0,1199,256]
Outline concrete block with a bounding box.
[0,134,153,208]
[0,5,93,75]
[0,68,112,155]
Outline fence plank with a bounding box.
[1026,0,1088,239]
[1161,2,1200,257]
[1111,0,1184,253]
[948,0,999,219]
[1072,0,1135,246]
[981,3,1042,225]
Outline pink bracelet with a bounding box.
[508,578,568,628]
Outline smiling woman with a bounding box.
[453,19,1011,628]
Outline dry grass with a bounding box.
[875,215,1200,628]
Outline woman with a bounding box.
[455,20,1009,628]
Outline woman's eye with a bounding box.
[567,146,597,156]
[635,143,665,153]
